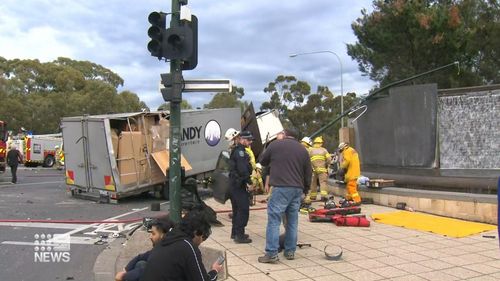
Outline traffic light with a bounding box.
[147,11,167,59]
[160,72,183,102]
[181,15,198,70]
[163,24,193,61]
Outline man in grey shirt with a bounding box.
[258,129,312,263]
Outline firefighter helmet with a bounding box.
[313,136,324,143]
[301,137,312,146]
[224,128,240,141]
[338,142,348,151]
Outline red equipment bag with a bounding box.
[308,207,362,223]
[335,215,370,227]
[313,206,361,216]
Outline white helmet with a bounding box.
[338,142,348,151]
[255,163,263,170]
[224,128,240,141]
[301,137,312,146]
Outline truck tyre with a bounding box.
[43,155,55,168]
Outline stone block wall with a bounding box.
[438,89,500,169]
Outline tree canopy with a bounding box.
[347,0,500,89]
[157,100,193,111]
[204,85,248,111]
[260,75,359,151]
[0,57,147,134]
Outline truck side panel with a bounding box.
[87,120,114,191]
[180,108,241,176]
[62,121,89,188]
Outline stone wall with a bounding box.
[438,88,500,169]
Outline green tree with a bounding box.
[0,57,147,134]
[157,100,193,111]
[260,75,359,150]
[204,86,248,111]
[347,0,500,89]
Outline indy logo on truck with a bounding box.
[182,124,203,147]
[181,120,221,147]
[204,120,221,147]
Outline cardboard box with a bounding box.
[150,159,166,183]
[139,115,156,135]
[118,132,148,185]
[110,129,119,158]
[149,118,170,152]
[159,118,170,144]
[368,179,395,188]
[151,150,192,176]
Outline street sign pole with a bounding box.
[169,0,182,223]
[159,79,232,93]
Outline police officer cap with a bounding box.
[240,130,254,140]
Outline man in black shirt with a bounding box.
[258,129,312,263]
[140,210,222,281]
[7,145,23,184]
[115,216,173,281]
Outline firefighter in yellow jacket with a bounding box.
[338,142,361,204]
[305,136,331,202]
[245,141,264,203]
[246,146,263,193]
[300,137,312,149]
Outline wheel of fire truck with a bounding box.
[43,155,55,167]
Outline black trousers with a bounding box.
[10,164,18,183]
[230,186,250,237]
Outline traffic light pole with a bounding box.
[168,0,182,223]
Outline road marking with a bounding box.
[3,236,103,246]
[0,201,168,247]
[55,200,90,205]
[0,222,80,229]
[0,181,63,187]
[60,201,168,237]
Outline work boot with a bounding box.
[258,254,279,263]
[234,235,252,244]
[231,233,249,239]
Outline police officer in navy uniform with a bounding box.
[228,130,254,243]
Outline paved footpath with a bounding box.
[96,195,500,281]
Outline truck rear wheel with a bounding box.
[43,155,55,167]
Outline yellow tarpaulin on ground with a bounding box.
[371,211,497,238]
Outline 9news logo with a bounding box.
[33,233,71,263]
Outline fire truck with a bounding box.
[24,134,62,167]
[0,120,7,173]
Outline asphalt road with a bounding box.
[0,167,168,281]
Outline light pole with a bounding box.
[290,50,344,127]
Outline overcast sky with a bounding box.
[0,0,376,110]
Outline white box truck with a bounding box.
[61,109,241,202]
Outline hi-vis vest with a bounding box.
[245,147,256,169]
[309,146,330,173]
